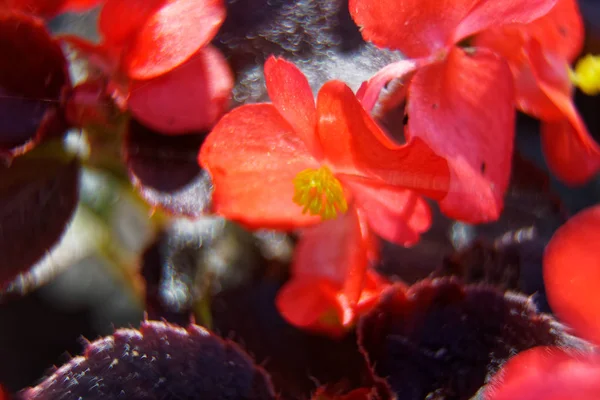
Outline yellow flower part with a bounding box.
[570,54,600,96]
[293,166,348,220]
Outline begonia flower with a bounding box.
[0,9,71,157]
[484,204,600,399]
[476,0,600,185]
[200,56,450,335]
[350,0,559,222]
[62,0,233,134]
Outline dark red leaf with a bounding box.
[358,279,586,400]
[0,11,69,153]
[124,119,212,217]
[0,152,79,289]
[433,240,521,290]
[22,320,277,400]
[311,385,380,400]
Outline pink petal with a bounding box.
[407,47,514,222]
[263,56,320,156]
[198,104,321,230]
[485,347,600,400]
[128,46,233,134]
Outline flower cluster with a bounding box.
[199,0,600,336]
[1,0,600,397]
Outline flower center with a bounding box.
[569,54,600,96]
[292,166,348,220]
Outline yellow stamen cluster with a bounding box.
[569,54,600,96]
[293,166,348,220]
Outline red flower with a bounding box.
[476,0,600,185]
[200,56,449,335]
[484,204,600,399]
[63,0,233,134]
[350,0,558,222]
[1,0,101,19]
[275,206,392,336]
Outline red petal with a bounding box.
[523,0,584,63]
[98,0,164,47]
[484,347,600,400]
[277,208,384,336]
[291,208,369,293]
[475,0,584,120]
[199,104,321,230]
[541,118,600,185]
[122,0,226,80]
[264,56,319,156]
[356,58,420,113]
[349,0,476,58]
[453,0,558,43]
[128,46,233,134]
[475,29,565,120]
[315,80,450,201]
[521,40,600,184]
[276,277,348,337]
[341,176,431,246]
[543,204,600,344]
[407,48,514,222]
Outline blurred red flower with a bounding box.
[200,56,449,335]
[476,0,600,185]
[1,0,100,19]
[63,0,233,134]
[350,0,559,223]
[484,204,600,399]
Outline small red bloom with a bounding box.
[276,206,391,336]
[350,0,558,222]
[476,0,600,185]
[200,56,449,231]
[484,204,600,399]
[200,56,449,334]
[63,0,233,134]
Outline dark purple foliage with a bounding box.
[358,278,586,400]
[22,320,277,400]
[124,119,212,217]
[0,155,79,289]
[0,11,69,153]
